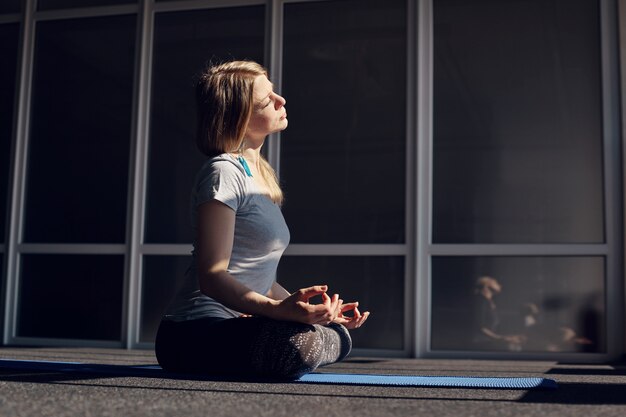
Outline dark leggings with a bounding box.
[155,316,352,380]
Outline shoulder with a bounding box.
[199,154,246,178]
[193,154,250,210]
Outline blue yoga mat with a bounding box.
[0,359,557,390]
[298,372,557,389]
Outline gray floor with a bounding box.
[0,347,625,417]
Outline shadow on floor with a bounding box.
[520,381,626,405]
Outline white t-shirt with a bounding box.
[164,153,290,321]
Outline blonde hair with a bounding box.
[196,60,283,205]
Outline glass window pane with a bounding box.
[433,0,604,243]
[281,0,407,244]
[38,0,136,10]
[145,6,265,243]
[18,254,124,340]
[431,256,606,353]
[140,255,190,343]
[0,0,21,13]
[278,256,404,350]
[24,16,136,243]
[0,24,20,242]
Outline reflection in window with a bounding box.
[433,0,604,243]
[140,255,190,343]
[0,24,20,241]
[278,256,404,350]
[18,254,124,340]
[281,0,407,244]
[24,16,136,243]
[431,256,605,353]
[145,6,265,243]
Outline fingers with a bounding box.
[322,291,331,308]
[353,308,370,328]
[290,287,370,327]
[335,302,370,329]
[297,285,328,302]
[312,293,340,325]
[339,302,357,312]
[356,311,370,328]
[296,300,327,314]
[327,293,340,321]
[334,298,343,321]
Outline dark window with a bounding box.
[0,23,20,242]
[23,15,136,243]
[278,256,404,350]
[18,254,125,340]
[145,6,265,243]
[433,0,604,243]
[281,0,407,244]
[140,255,190,343]
[0,0,21,13]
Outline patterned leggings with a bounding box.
[155,316,352,380]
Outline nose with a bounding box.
[274,94,286,109]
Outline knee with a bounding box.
[250,322,323,380]
[289,329,325,371]
[327,323,353,361]
[275,326,325,379]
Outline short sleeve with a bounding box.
[194,159,247,212]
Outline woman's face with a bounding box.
[245,75,288,141]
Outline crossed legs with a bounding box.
[155,316,352,379]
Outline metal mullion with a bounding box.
[284,244,406,256]
[402,0,418,359]
[155,0,264,13]
[428,244,610,257]
[600,0,623,360]
[140,244,193,256]
[125,0,155,349]
[0,14,21,24]
[265,0,283,173]
[415,0,433,358]
[34,5,138,21]
[4,0,36,345]
[18,244,126,254]
[619,0,626,359]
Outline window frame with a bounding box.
[2,0,621,362]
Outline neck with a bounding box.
[240,147,261,166]
[238,137,265,167]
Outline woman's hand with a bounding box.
[269,285,340,325]
[333,302,370,330]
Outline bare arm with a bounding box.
[195,200,278,316]
[266,281,291,301]
[196,200,336,324]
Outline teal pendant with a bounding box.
[237,156,253,177]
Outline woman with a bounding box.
[155,60,369,380]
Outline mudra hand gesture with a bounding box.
[270,285,370,329]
